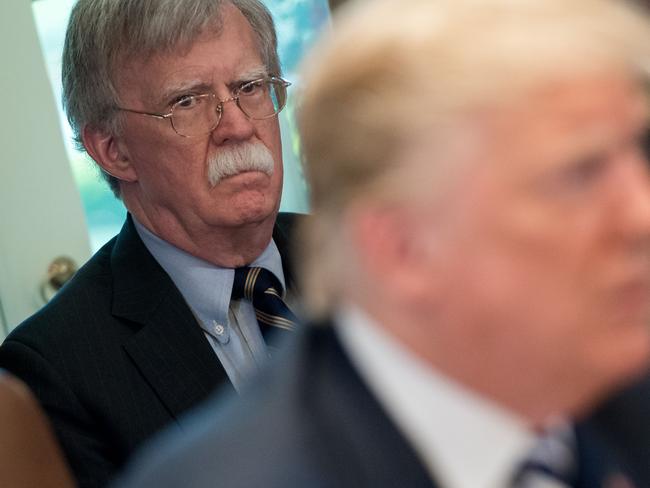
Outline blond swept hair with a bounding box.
[297,0,650,317]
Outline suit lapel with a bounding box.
[303,324,439,488]
[108,214,302,420]
[574,421,641,488]
[110,215,232,422]
[581,376,650,487]
[272,212,304,294]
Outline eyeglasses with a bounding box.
[116,77,291,138]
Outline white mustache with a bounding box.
[207,142,275,187]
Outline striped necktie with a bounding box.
[512,426,577,488]
[231,267,297,341]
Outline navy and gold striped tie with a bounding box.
[231,267,297,341]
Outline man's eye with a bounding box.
[557,156,608,190]
[239,81,264,96]
[174,95,200,109]
[640,129,650,163]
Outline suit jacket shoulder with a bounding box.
[0,213,301,488]
[114,323,437,488]
[0,213,302,488]
[114,320,650,488]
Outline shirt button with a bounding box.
[211,321,230,345]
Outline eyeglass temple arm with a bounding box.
[118,107,172,120]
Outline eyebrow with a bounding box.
[226,66,270,91]
[158,80,214,107]
[157,66,270,106]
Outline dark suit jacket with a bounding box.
[113,322,649,488]
[0,212,300,488]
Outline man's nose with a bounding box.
[616,150,650,238]
[210,97,255,145]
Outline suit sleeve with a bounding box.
[0,339,118,488]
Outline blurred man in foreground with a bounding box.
[0,0,300,486]
[114,0,650,486]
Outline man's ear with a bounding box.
[347,203,444,305]
[82,125,138,183]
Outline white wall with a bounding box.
[0,0,90,334]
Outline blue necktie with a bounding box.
[231,267,297,341]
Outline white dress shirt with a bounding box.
[335,305,537,488]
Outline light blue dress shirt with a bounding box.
[133,217,286,392]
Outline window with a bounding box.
[32,0,329,251]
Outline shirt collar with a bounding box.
[335,304,536,488]
[132,216,285,326]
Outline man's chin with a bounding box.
[220,202,280,229]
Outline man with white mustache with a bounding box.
[0,1,301,487]
[208,141,275,187]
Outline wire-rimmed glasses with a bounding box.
[116,77,291,137]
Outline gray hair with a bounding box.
[62,0,281,197]
[298,0,650,317]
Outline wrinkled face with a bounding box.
[413,73,650,416]
[114,4,283,235]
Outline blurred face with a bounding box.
[409,73,650,418]
[114,4,283,239]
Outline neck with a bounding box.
[127,205,277,268]
[357,295,579,427]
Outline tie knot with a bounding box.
[231,266,297,335]
[232,267,283,302]
[513,425,577,487]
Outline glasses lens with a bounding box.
[238,79,288,120]
[170,94,218,137]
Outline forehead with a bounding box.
[441,73,646,173]
[481,73,648,172]
[115,4,264,105]
[397,72,648,202]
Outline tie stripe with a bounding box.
[254,310,295,330]
[264,288,282,298]
[232,267,298,338]
[243,267,261,301]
